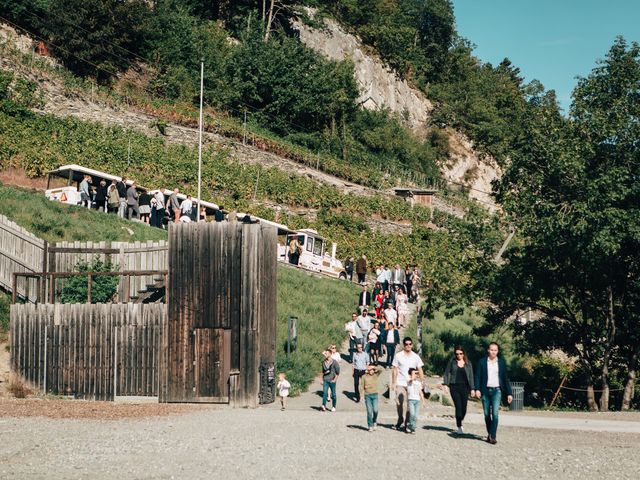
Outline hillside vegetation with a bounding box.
[0,74,503,316]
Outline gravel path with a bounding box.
[2,405,639,480]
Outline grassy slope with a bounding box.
[0,184,357,393]
[0,183,168,243]
[276,265,358,395]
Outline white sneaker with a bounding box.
[373,424,377,431]
[321,405,326,412]
[368,427,373,432]
[457,427,464,434]
[331,407,336,412]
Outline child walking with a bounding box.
[277,373,291,411]
[406,368,425,433]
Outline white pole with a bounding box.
[197,60,204,221]
[113,326,118,399]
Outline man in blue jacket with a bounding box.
[474,342,513,444]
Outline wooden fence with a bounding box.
[49,240,169,302]
[10,303,165,400]
[0,215,45,303]
[0,214,168,303]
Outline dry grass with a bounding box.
[6,373,31,399]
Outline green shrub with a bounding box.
[59,258,119,304]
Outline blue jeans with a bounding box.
[365,393,378,427]
[481,387,502,438]
[408,399,420,431]
[322,380,337,408]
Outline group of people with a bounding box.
[77,175,218,227]
[344,257,422,302]
[308,279,514,444]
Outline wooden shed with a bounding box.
[160,221,277,407]
[393,188,438,208]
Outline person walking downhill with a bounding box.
[396,286,410,328]
[442,346,475,434]
[321,349,340,412]
[356,255,367,284]
[277,373,290,411]
[358,284,371,313]
[345,257,354,282]
[474,342,513,445]
[356,309,372,348]
[346,312,363,360]
[406,368,425,434]
[392,337,425,431]
[367,321,381,365]
[384,322,400,369]
[360,363,384,432]
[352,342,368,403]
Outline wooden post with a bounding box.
[12,273,17,303]
[87,273,92,304]
[49,274,54,304]
[549,375,567,408]
[124,274,130,303]
[41,240,48,302]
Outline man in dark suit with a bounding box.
[474,342,513,445]
[358,284,371,313]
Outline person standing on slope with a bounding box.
[321,349,340,412]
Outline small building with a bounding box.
[393,188,438,209]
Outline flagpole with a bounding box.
[197,59,204,221]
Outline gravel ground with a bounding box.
[1,405,639,480]
[2,338,639,479]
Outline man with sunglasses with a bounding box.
[391,337,424,431]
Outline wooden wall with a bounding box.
[10,303,165,400]
[0,215,45,302]
[161,221,277,406]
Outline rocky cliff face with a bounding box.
[294,12,500,209]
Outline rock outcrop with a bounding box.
[294,10,500,209]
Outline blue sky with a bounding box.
[453,0,640,111]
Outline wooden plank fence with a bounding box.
[0,215,45,303]
[49,240,168,302]
[10,303,165,400]
[0,214,169,303]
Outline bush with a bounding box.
[59,259,119,304]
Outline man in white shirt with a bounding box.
[383,304,397,326]
[180,194,193,218]
[345,312,363,360]
[474,342,513,444]
[356,309,372,341]
[391,337,425,431]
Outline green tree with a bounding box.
[487,38,640,411]
[40,0,151,82]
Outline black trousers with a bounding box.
[357,273,365,283]
[450,383,469,428]
[353,369,366,401]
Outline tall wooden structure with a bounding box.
[160,221,277,406]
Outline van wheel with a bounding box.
[339,272,347,280]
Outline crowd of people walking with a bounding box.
[316,271,514,443]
